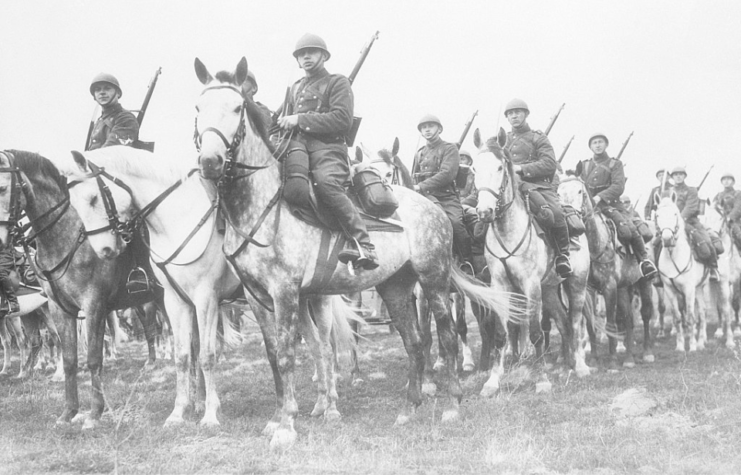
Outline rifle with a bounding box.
[136,67,162,126]
[346,31,380,146]
[616,131,634,160]
[557,135,574,164]
[456,110,478,149]
[544,103,565,136]
[348,31,379,85]
[84,104,100,151]
[697,164,715,192]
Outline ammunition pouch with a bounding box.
[688,230,713,261]
[523,187,554,228]
[709,230,725,255]
[283,141,311,206]
[633,217,653,242]
[351,166,399,218]
[563,205,586,237]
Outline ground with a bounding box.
[1,308,741,474]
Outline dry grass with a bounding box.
[2,316,741,474]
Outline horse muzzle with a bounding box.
[477,207,494,223]
[661,229,676,248]
[198,153,224,180]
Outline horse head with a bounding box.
[194,57,252,181]
[65,150,134,260]
[558,175,592,217]
[655,190,683,248]
[473,127,513,222]
[0,152,24,248]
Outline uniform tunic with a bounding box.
[87,103,139,151]
[674,182,717,264]
[713,187,737,216]
[644,184,672,220]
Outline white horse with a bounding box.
[62,146,356,429]
[473,129,591,394]
[654,192,732,351]
[708,209,738,347]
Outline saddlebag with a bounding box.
[351,167,399,218]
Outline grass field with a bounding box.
[2,309,741,475]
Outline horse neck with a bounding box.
[493,177,529,236]
[223,135,281,229]
[25,173,82,258]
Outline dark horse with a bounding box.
[0,150,160,429]
[193,58,523,450]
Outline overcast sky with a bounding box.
[2,0,740,211]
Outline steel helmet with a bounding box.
[417,114,443,132]
[656,168,666,178]
[620,195,631,204]
[670,166,687,176]
[588,133,609,146]
[504,98,529,116]
[293,33,331,60]
[721,172,735,182]
[246,70,258,94]
[89,73,122,97]
[459,150,473,164]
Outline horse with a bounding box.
[1,306,63,380]
[558,176,656,368]
[654,192,732,351]
[472,128,590,394]
[0,150,160,429]
[62,145,357,429]
[708,209,737,348]
[359,140,476,379]
[193,57,523,449]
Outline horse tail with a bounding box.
[217,306,243,351]
[450,266,529,327]
[329,295,362,356]
[77,318,88,354]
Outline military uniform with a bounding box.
[579,152,655,276]
[87,103,139,151]
[505,123,571,264]
[412,136,472,264]
[282,65,375,266]
[0,244,19,314]
[714,186,737,217]
[674,181,719,268]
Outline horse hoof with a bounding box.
[575,367,591,378]
[262,421,279,437]
[643,354,655,363]
[441,409,460,423]
[421,382,436,396]
[311,403,328,418]
[714,329,724,339]
[199,417,220,428]
[535,381,552,393]
[351,378,364,387]
[433,361,445,371]
[623,361,636,369]
[324,409,341,422]
[726,341,736,350]
[164,415,184,427]
[71,413,87,424]
[81,418,99,431]
[269,428,297,451]
[480,383,499,398]
[395,414,411,426]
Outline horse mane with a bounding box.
[8,149,67,192]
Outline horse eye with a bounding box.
[0,186,7,193]
[90,195,98,207]
[234,105,242,114]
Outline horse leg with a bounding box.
[480,306,508,397]
[416,286,436,396]
[347,292,363,385]
[617,286,635,368]
[603,279,619,371]
[719,280,735,349]
[455,294,475,372]
[304,296,342,421]
[564,277,590,378]
[163,294,196,426]
[692,286,706,351]
[0,318,11,375]
[377,272,424,426]
[82,304,109,430]
[21,313,43,377]
[138,302,159,366]
[195,293,222,427]
[7,317,26,378]
[638,279,655,362]
[55,301,79,424]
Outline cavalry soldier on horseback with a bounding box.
[240,70,273,126]
[412,115,474,274]
[714,172,741,250]
[0,243,20,315]
[670,166,721,281]
[503,99,571,277]
[578,133,657,278]
[87,73,139,150]
[644,168,672,220]
[277,33,378,270]
[458,150,478,207]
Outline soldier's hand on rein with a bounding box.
[278,115,299,130]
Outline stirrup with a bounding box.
[555,255,572,277]
[709,267,720,282]
[354,245,379,270]
[640,260,658,279]
[126,267,151,294]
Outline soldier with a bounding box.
[240,70,273,126]
[0,243,19,315]
[87,73,139,150]
[457,150,478,207]
[411,115,474,274]
[503,98,571,277]
[578,133,657,278]
[670,166,720,281]
[644,168,672,221]
[277,33,378,270]
[713,172,737,216]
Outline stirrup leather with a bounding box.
[126,266,151,294]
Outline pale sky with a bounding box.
[2,0,740,211]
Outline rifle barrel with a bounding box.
[348,31,379,85]
[136,67,162,126]
[544,103,565,136]
[557,135,575,164]
[616,131,634,160]
[456,110,478,149]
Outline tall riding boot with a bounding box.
[0,276,19,314]
[733,223,741,251]
[631,233,657,279]
[552,223,572,277]
[454,228,475,276]
[332,197,379,270]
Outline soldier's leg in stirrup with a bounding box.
[732,222,741,251]
[540,189,570,277]
[311,150,379,270]
[443,198,474,275]
[630,228,657,278]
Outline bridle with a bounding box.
[655,203,680,248]
[477,154,516,221]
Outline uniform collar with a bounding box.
[674,182,688,189]
[511,123,531,135]
[101,102,123,117]
[304,67,330,82]
[592,152,610,162]
[424,136,443,148]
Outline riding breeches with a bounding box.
[685,217,718,266]
[462,204,484,256]
[308,149,372,246]
[520,184,570,256]
[426,193,472,262]
[599,205,650,261]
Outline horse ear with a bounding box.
[473,128,481,149]
[654,190,662,206]
[497,127,507,147]
[235,57,248,86]
[355,146,363,163]
[392,137,400,156]
[194,58,213,85]
[70,150,89,173]
[575,160,583,177]
[671,190,677,203]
